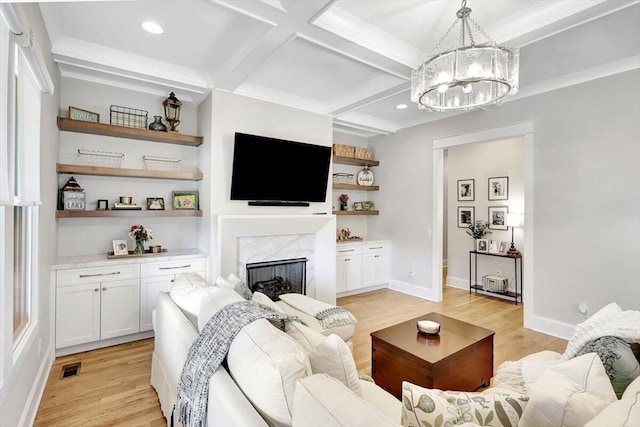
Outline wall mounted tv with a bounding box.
[230,132,332,206]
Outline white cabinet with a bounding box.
[139,258,206,332]
[55,270,140,349]
[336,244,362,293]
[336,240,390,295]
[362,242,390,287]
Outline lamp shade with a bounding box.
[506,213,524,227]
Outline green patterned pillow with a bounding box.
[401,382,528,427]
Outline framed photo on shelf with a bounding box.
[488,176,509,200]
[363,201,375,211]
[353,201,363,211]
[172,191,198,210]
[112,240,128,256]
[488,206,509,230]
[489,240,499,253]
[498,241,509,255]
[147,197,165,210]
[457,206,475,228]
[96,199,108,210]
[68,106,100,123]
[477,239,488,253]
[457,179,475,201]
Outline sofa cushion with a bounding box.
[227,318,311,427]
[252,291,285,313]
[585,375,640,427]
[197,286,244,332]
[520,353,617,427]
[168,272,210,325]
[292,373,397,427]
[401,382,528,427]
[576,335,640,398]
[286,321,362,397]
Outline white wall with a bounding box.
[0,4,60,426]
[371,69,640,334]
[56,78,201,256]
[446,138,524,289]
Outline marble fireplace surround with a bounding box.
[216,215,337,304]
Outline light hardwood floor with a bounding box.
[34,286,567,426]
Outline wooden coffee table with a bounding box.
[371,312,494,399]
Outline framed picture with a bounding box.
[488,176,509,200]
[457,206,475,228]
[96,199,108,210]
[112,240,128,256]
[363,201,376,211]
[489,240,499,253]
[457,179,475,201]
[147,197,165,210]
[172,191,198,210]
[477,239,488,253]
[353,201,363,211]
[488,206,509,230]
[498,241,509,255]
[68,106,100,123]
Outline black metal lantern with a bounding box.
[162,92,182,132]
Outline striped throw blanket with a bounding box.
[278,293,356,329]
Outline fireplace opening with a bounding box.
[246,258,307,301]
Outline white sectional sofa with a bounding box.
[150,276,640,427]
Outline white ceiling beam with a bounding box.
[325,81,409,116]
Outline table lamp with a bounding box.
[506,213,524,257]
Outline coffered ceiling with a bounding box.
[38,0,640,136]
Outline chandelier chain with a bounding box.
[468,16,494,44]
[431,18,459,55]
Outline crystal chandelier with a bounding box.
[411,0,519,112]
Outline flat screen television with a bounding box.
[230,132,331,205]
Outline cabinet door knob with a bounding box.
[94,288,99,292]
[102,287,107,291]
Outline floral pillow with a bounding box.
[401,382,528,427]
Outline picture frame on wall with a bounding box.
[488,206,509,230]
[457,206,475,228]
[477,239,488,252]
[488,176,509,200]
[457,179,475,201]
[172,191,198,210]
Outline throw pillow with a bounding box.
[520,353,617,427]
[214,273,242,288]
[252,291,284,313]
[168,272,210,325]
[292,374,397,427]
[287,321,362,397]
[576,335,640,398]
[233,280,253,300]
[197,286,244,332]
[227,318,311,427]
[401,382,528,427]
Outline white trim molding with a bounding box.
[389,279,438,301]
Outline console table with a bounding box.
[469,250,522,305]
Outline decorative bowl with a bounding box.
[417,320,441,335]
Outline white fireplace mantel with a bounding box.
[215,214,337,304]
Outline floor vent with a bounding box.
[60,362,81,379]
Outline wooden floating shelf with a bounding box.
[57,163,203,181]
[57,117,203,147]
[332,155,379,167]
[332,183,379,191]
[333,210,379,216]
[56,210,203,218]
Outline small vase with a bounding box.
[134,240,145,254]
[148,115,167,132]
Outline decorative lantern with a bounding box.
[162,92,182,132]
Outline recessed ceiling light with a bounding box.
[141,21,164,35]
[396,104,408,110]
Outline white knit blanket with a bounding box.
[494,303,640,394]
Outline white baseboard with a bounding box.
[55,331,154,357]
[20,344,53,427]
[530,314,575,340]
[389,279,437,301]
[337,284,387,298]
[446,276,468,288]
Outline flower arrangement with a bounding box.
[129,224,153,254]
[466,220,492,240]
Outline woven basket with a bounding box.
[332,173,356,185]
[354,147,372,160]
[333,144,355,158]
